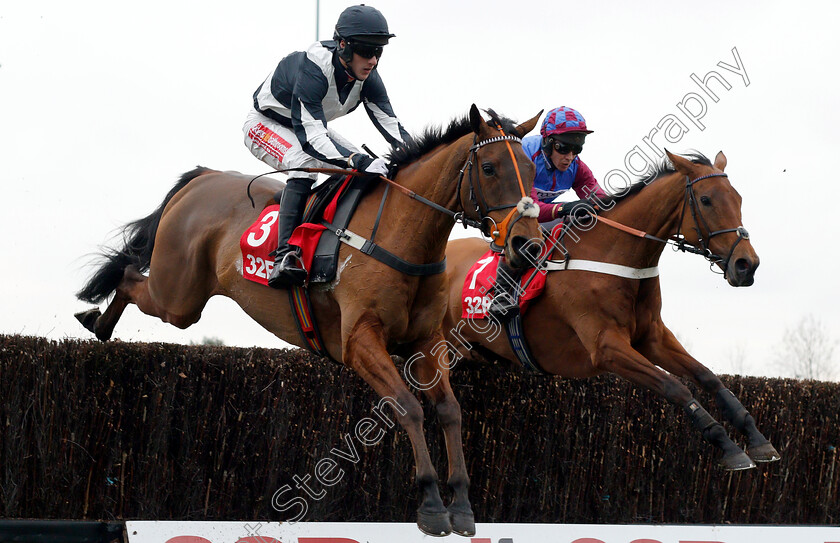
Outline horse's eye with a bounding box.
[481,163,496,176]
[700,196,712,206]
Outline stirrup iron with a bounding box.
[278,250,305,273]
[267,249,307,289]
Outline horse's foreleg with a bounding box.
[407,334,474,537]
[586,327,755,470]
[343,312,451,537]
[639,326,780,463]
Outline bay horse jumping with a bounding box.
[75,106,542,537]
[443,150,780,471]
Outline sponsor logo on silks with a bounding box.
[534,187,568,202]
[249,122,292,162]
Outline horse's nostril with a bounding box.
[510,236,541,264]
[735,258,750,273]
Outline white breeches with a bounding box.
[242,109,359,186]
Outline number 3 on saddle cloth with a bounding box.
[239,174,363,286]
[239,174,373,357]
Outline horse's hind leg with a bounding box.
[406,334,474,537]
[77,265,202,341]
[640,326,780,463]
[343,312,452,537]
[75,265,144,341]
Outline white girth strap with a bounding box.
[543,259,660,279]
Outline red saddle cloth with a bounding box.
[461,250,547,319]
[239,175,354,285]
[239,205,280,286]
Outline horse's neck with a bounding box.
[611,171,687,238]
[376,139,470,260]
[573,172,686,267]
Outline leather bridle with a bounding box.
[539,172,750,280]
[674,173,750,278]
[456,124,537,252]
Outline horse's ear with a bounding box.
[469,104,484,134]
[714,151,727,172]
[516,110,543,136]
[665,149,694,175]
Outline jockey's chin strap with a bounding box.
[581,172,749,279]
[457,124,538,253]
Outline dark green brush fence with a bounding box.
[1,334,837,524]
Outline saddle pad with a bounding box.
[461,251,547,319]
[240,174,378,286]
[239,205,281,286]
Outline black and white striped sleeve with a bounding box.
[361,72,412,147]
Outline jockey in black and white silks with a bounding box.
[243,4,410,289]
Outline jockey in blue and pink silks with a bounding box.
[522,106,607,225]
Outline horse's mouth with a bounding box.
[726,257,758,287]
[507,235,542,269]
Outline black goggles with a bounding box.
[552,140,583,155]
[351,42,384,59]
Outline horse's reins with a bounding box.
[246,166,479,227]
[376,124,532,233]
[247,126,537,242]
[508,171,748,298]
[574,172,750,278]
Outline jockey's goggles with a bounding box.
[350,42,384,59]
[551,140,583,156]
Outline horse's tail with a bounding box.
[76,166,214,305]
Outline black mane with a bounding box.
[385,109,521,170]
[597,151,713,207]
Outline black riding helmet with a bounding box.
[334,4,395,65]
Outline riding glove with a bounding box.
[554,199,596,220]
[365,158,389,175]
[348,153,374,171]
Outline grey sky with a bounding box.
[1,0,838,378]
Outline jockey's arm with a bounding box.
[573,160,607,200]
[360,71,412,148]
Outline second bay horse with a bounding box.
[75,106,543,536]
[443,150,780,471]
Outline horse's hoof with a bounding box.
[417,508,452,537]
[747,442,781,463]
[720,450,756,471]
[448,505,476,537]
[74,308,101,334]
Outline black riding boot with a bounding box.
[267,178,312,289]
[486,260,521,323]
